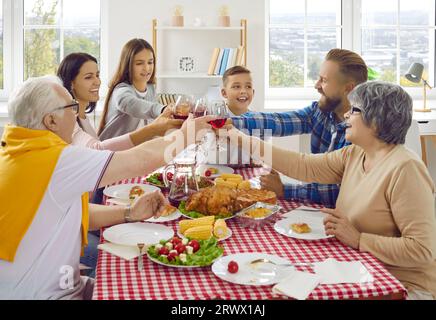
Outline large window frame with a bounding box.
[0,0,107,101]
[266,0,436,103]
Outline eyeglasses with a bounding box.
[53,100,79,114]
[350,106,362,115]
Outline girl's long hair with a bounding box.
[97,38,156,135]
[57,52,98,114]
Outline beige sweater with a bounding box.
[270,144,436,297]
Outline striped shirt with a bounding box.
[231,102,350,207]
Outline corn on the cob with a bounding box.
[220,173,243,180]
[179,216,215,234]
[213,219,228,238]
[237,180,251,190]
[215,178,238,188]
[184,225,213,240]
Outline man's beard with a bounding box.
[318,94,342,113]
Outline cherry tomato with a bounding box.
[167,252,177,262]
[158,247,169,256]
[157,173,163,181]
[175,243,186,254]
[166,172,174,181]
[227,261,239,274]
[171,237,182,245]
[188,240,200,253]
[204,170,212,177]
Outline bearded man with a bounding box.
[229,49,368,207]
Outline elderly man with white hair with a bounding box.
[0,76,214,300]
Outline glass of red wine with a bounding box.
[193,97,210,164]
[193,97,208,118]
[208,100,229,151]
[174,94,194,120]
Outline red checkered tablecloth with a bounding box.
[93,167,407,300]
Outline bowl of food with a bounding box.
[236,202,282,229]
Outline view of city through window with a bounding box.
[24,0,100,80]
[269,0,435,89]
[269,0,342,88]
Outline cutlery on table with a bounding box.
[137,243,145,271]
[249,258,313,268]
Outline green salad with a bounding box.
[145,172,165,187]
[147,237,223,267]
[178,201,233,220]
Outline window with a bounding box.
[23,0,100,79]
[267,0,436,101]
[268,0,342,89]
[360,0,435,87]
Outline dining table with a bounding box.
[92,167,407,300]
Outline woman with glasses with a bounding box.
[227,81,436,299]
[57,53,183,152]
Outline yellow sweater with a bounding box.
[0,125,88,262]
[272,144,436,298]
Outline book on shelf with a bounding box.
[214,49,225,75]
[207,46,245,77]
[219,48,230,75]
[207,48,220,75]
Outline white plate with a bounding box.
[274,216,334,240]
[103,222,174,246]
[196,164,234,178]
[145,210,182,223]
[177,226,232,242]
[211,253,295,286]
[103,184,160,201]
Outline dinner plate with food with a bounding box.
[146,236,224,268]
[176,216,232,242]
[274,216,334,240]
[103,183,160,201]
[196,164,234,179]
[211,253,295,286]
[103,222,174,246]
[142,171,170,189]
[145,204,182,223]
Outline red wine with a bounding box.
[194,111,206,118]
[209,118,227,129]
[168,194,188,207]
[174,114,189,120]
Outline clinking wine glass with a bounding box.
[208,100,229,151]
[193,97,210,164]
[174,94,194,120]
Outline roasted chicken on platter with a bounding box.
[185,186,277,216]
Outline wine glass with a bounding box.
[193,97,210,164]
[193,97,208,118]
[207,100,229,151]
[174,94,194,120]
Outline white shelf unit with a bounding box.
[152,19,247,88]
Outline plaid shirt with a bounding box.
[231,102,350,207]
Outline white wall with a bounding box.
[105,0,266,110]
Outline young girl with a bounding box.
[98,38,165,140]
[57,52,182,150]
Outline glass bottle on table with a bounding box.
[163,157,199,208]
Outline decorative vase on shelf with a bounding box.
[172,5,184,27]
[218,5,230,27]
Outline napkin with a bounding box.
[313,258,374,285]
[272,270,321,300]
[98,242,140,261]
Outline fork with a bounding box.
[249,258,313,268]
[137,243,145,271]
